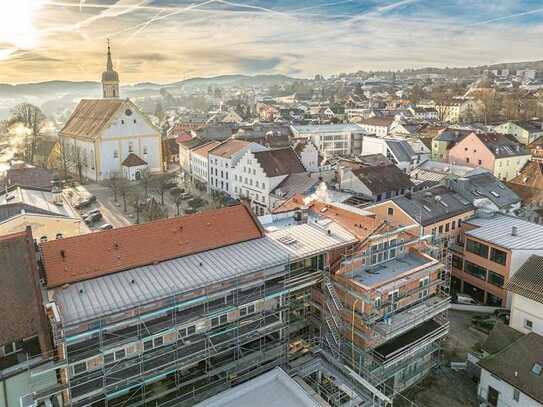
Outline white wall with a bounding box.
[479,369,542,407]
[299,142,320,172]
[510,294,543,335]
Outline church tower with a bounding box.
[101,40,120,99]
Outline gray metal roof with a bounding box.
[385,139,415,163]
[392,186,474,226]
[291,124,364,134]
[449,172,520,209]
[54,237,290,325]
[465,214,543,250]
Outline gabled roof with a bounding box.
[351,165,414,195]
[5,167,56,191]
[385,139,416,163]
[481,321,524,355]
[450,172,520,209]
[475,132,530,158]
[479,333,543,404]
[0,229,48,347]
[41,204,264,287]
[271,172,320,200]
[505,255,543,304]
[121,153,147,167]
[192,141,221,158]
[253,148,306,177]
[59,99,125,140]
[358,117,395,127]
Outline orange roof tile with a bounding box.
[192,141,221,158]
[41,204,264,288]
[209,139,251,158]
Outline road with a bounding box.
[84,183,133,228]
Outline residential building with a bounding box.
[367,186,475,242]
[0,186,81,241]
[178,137,210,177]
[494,120,543,145]
[339,163,414,202]
[361,136,420,171]
[232,147,306,215]
[448,132,531,181]
[505,255,543,336]
[0,229,56,407]
[59,45,162,181]
[507,161,543,206]
[290,124,366,157]
[528,136,543,161]
[450,213,543,307]
[190,141,221,187]
[356,117,395,137]
[208,138,264,196]
[4,166,56,191]
[409,106,438,121]
[449,171,521,213]
[478,333,543,407]
[435,99,483,123]
[269,173,320,210]
[293,139,320,172]
[410,160,485,186]
[431,128,472,160]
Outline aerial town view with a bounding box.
[1,1,543,406]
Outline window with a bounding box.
[525,319,533,330]
[114,150,118,159]
[374,297,381,310]
[513,389,520,402]
[466,157,470,163]
[532,363,542,376]
[445,223,450,233]
[478,160,482,165]
[451,221,456,230]
[128,142,134,153]
[464,260,487,280]
[143,340,153,351]
[121,119,125,125]
[73,361,87,375]
[134,119,137,124]
[490,248,507,265]
[3,342,14,355]
[466,239,489,258]
[143,147,148,155]
[104,353,115,364]
[419,277,429,299]
[488,271,504,287]
[56,233,63,239]
[154,337,164,347]
[438,225,443,233]
[211,314,227,327]
[452,255,463,269]
[387,207,394,216]
[187,325,196,335]
[115,349,126,360]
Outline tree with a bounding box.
[170,188,183,216]
[117,176,131,212]
[138,168,152,198]
[10,103,46,164]
[151,173,175,206]
[130,190,145,224]
[104,171,125,202]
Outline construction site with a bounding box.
[24,201,451,407]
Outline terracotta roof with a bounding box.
[505,255,543,304]
[121,153,147,167]
[192,141,221,158]
[253,148,306,177]
[175,133,193,143]
[0,229,49,347]
[59,99,125,140]
[41,204,264,288]
[209,139,251,158]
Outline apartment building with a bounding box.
[207,138,264,196]
[450,213,543,307]
[357,117,395,137]
[290,124,366,157]
[28,199,449,407]
[448,132,531,181]
[494,120,543,145]
[190,141,221,187]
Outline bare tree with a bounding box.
[170,188,183,216]
[10,103,46,164]
[130,190,145,224]
[151,173,175,206]
[117,176,131,212]
[139,168,152,198]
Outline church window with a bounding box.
[121,119,125,125]
[143,147,148,155]
[128,142,134,153]
[114,150,118,159]
[134,119,137,124]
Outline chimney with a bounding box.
[512,226,518,236]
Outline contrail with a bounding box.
[469,7,543,26]
[290,0,354,13]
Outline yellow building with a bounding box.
[0,186,81,242]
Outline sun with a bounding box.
[0,0,44,53]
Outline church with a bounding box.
[59,43,162,181]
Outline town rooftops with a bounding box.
[505,255,543,304]
[358,117,395,127]
[60,99,126,140]
[465,213,543,250]
[434,128,473,143]
[290,123,364,134]
[479,333,543,404]
[449,172,520,209]
[121,153,147,167]
[191,140,222,158]
[41,204,264,288]
[385,139,416,163]
[177,137,209,150]
[390,186,474,226]
[507,161,543,203]
[208,138,251,158]
[351,164,414,195]
[253,148,306,177]
[271,173,320,200]
[505,120,543,133]
[5,166,56,190]
[0,229,48,347]
[475,132,530,158]
[481,321,524,355]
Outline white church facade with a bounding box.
[58,42,162,181]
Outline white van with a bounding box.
[456,294,477,305]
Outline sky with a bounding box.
[0,0,542,84]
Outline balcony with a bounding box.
[373,294,450,341]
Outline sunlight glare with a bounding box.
[0,0,44,52]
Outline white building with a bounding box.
[293,140,320,172]
[208,138,265,196]
[190,141,221,187]
[290,124,366,158]
[356,117,395,137]
[59,44,162,181]
[361,136,419,171]
[232,147,306,215]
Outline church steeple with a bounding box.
[102,39,120,99]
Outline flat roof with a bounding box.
[195,367,319,407]
[291,124,364,134]
[465,214,543,250]
[347,252,436,288]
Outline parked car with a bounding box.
[83,208,101,219]
[74,199,92,209]
[456,294,477,305]
[99,223,113,230]
[84,212,103,225]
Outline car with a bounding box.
[99,223,113,230]
[87,195,97,203]
[74,199,92,209]
[83,208,101,218]
[84,212,103,225]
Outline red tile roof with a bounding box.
[41,204,264,288]
[192,141,221,158]
[209,139,251,158]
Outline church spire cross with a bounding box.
[106,38,113,72]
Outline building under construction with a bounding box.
[26,201,450,407]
